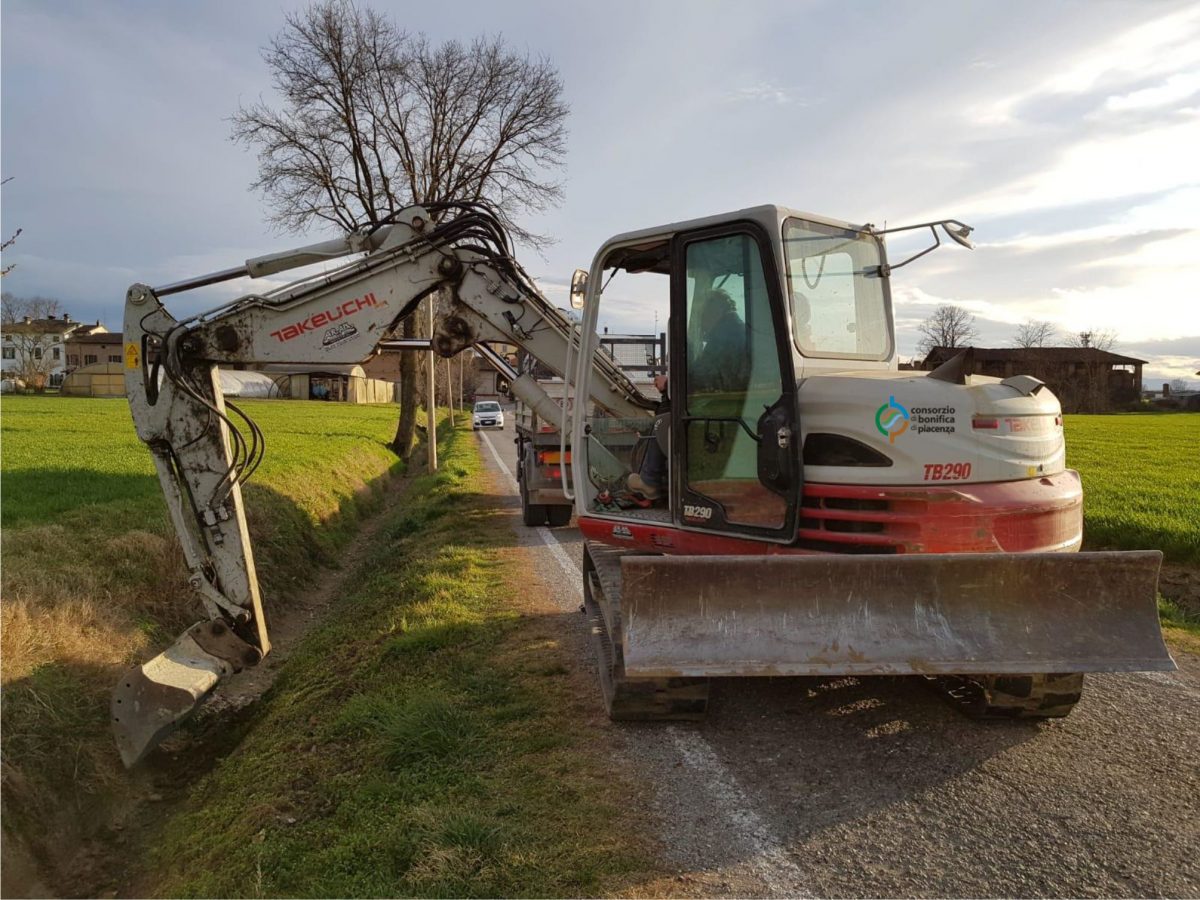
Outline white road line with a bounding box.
[668,728,812,896]
[477,427,810,897]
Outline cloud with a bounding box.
[720,82,807,106]
[3,0,1197,375]
[956,118,1200,220]
[971,5,1200,126]
[1105,71,1200,112]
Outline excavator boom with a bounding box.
[114,204,649,765]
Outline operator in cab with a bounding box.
[628,288,748,499]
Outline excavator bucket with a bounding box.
[111,620,259,767]
[619,550,1174,678]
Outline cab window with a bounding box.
[783,218,889,359]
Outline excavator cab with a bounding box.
[573,208,863,540]
[566,205,1173,720]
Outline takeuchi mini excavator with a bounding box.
[113,202,1174,765]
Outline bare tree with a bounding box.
[1012,319,1057,348]
[1,293,66,391]
[231,1,569,458]
[1,176,20,277]
[1169,378,1193,394]
[916,304,979,357]
[0,293,63,322]
[1065,328,1118,351]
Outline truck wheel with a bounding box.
[545,504,572,527]
[519,476,546,526]
[522,502,547,526]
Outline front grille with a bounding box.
[796,484,923,552]
[796,477,1082,555]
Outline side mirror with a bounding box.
[942,221,975,249]
[569,269,588,310]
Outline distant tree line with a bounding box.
[915,304,1120,358]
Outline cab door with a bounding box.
[669,223,801,541]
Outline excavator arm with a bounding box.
[114,204,647,765]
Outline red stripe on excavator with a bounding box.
[579,469,1084,556]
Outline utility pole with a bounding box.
[427,296,438,472]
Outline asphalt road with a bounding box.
[475,417,1200,899]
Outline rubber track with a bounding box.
[584,542,709,720]
[929,673,1085,718]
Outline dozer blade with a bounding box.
[619,550,1175,678]
[112,620,259,767]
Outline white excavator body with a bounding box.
[112,202,1173,766]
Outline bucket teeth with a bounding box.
[111,620,257,767]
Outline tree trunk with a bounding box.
[391,315,419,459]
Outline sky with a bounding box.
[2,0,1198,386]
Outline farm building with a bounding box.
[61,363,283,398]
[921,346,1146,413]
[61,362,126,397]
[1143,382,1200,411]
[257,364,399,403]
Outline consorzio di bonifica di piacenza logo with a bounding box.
[875,395,910,444]
[876,395,960,444]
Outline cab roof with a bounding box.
[598,205,870,273]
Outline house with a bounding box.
[62,363,287,399]
[64,331,124,373]
[1,314,106,389]
[921,346,1146,413]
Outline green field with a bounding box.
[1065,414,1200,565]
[1,395,656,898]
[1,395,408,889]
[1,395,404,530]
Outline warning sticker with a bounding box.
[124,342,140,369]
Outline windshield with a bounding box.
[474,402,500,412]
[782,218,890,360]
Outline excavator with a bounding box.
[113,201,1174,766]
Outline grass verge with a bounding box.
[1159,596,1200,645]
[0,396,408,891]
[142,423,658,898]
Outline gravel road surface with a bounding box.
[475,419,1199,898]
